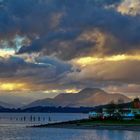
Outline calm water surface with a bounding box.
[0,113,140,140]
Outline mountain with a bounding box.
[0,101,15,108]
[24,88,131,108]
[0,94,36,108]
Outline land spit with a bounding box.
[30,119,140,131]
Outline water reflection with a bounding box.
[70,130,140,140]
[1,125,140,140]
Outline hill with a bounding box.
[24,88,131,108]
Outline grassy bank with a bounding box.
[31,119,140,131]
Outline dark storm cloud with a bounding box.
[0,56,71,88]
[0,0,140,95]
[0,0,60,36]
[0,0,140,60]
[17,33,95,60]
[35,56,71,74]
[19,0,140,59]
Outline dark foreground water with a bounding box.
[0,113,140,140]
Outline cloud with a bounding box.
[0,56,72,90]
[117,0,140,16]
[0,0,140,96]
[67,60,140,84]
[0,0,139,61]
[15,0,140,60]
[105,84,140,98]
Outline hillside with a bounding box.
[24,88,131,108]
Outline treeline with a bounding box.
[0,106,95,113]
[0,103,131,113]
[94,98,140,113]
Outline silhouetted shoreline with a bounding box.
[31,119,140,131]
[0,102,131,113]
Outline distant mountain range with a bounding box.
[24,88,131,108]
[0,94,34,107]
[0,101,15,108]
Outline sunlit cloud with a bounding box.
[44,88,80,94]
[117,0,140,16]
[72,54,140,67]
[0,49,15,57]
[0,82,28,91]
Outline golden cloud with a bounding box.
[67,54,140,85]
[0,49,15,58]
[72,54,140,67]
[117,0,140,16]
[44,88,80,94]
[0,82,28,91]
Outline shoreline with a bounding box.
[30,119,140,131]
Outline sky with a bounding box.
[0,0,140,104]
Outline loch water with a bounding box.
[0,113,140,140]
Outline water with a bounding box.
[0,113,140,140]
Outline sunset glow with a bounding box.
[73,54,140,67]
[44,89,80,94]
[0,83,26,91]
[0,49,15,57]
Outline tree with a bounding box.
[131,98,140,109]
[106,100,116,114]
[117,98,124,113]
